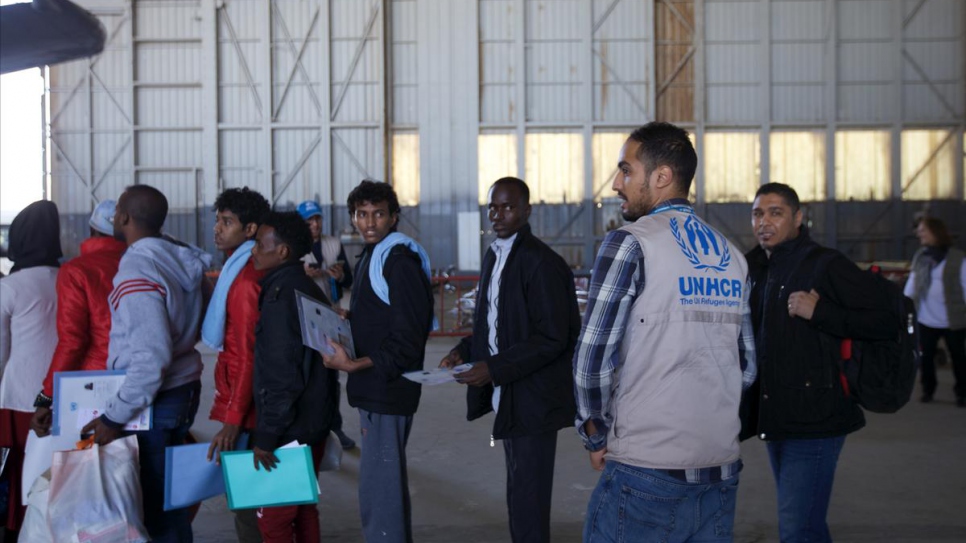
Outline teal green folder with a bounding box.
[220,446,319,510]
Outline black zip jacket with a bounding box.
[253,261,338,451]
[346,243,434,416]
[456,225,580,440]
[741,230,893,441]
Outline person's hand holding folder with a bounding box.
[253,446,279,471]
[207,423,242,465]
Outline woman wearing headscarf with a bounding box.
[904,216,966,407]
[0,200,61,537]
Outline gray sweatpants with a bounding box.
[358,409,414,543]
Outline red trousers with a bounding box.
[256,442,324,543]
[0,409,32,532]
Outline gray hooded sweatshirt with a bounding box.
[104,236,211,426]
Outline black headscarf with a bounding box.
[8,200,62,273]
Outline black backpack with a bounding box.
[808,250,921,413]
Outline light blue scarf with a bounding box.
[201,239,255,350]
[370,232,439,330]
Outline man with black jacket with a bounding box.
[250,211,338,542]
[322,180,434,543]
[440,177,579,543]
[743,183,893,543]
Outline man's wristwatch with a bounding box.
[33,391,53,408]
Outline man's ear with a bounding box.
[278,243,291,261]
[654,164,675,190]
[390,212,399,229]
[243,222,259,239]
[794,209,804,229]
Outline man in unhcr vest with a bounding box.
[573,122,757,542]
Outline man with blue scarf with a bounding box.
[200,187,270,543]
[322,180,435,543]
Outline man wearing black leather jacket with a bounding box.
[440,177,579,543]
[743,183,893,543]
[250,211,338,541]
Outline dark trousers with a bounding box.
[136,381,201,543]
[920,324,966,399]
[503,430,558,543]
[358,409,414,543]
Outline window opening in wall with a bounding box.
[478,132,518,205]
[834,130,890,201]
[901,129,956,200]
[524,132,584,204]
[770,131,826,202]
[704,132,760,203]
[391,132,419,206]
[592,132,629,203]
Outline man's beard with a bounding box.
[621,181,651,222]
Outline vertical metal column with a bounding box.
[824,0,838,248]
[891,0,904,257]
[582,0,595,270]
[760,0,771,187]
[514,0,526,180]
[694,0,706,213]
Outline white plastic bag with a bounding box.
[47,435,149,543]
[318,431,342,472]
[21,429,77,503]
[20,468,53,543]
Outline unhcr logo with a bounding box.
[670,215,731,272]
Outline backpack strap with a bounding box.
[793,246,854,396]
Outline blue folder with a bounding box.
[221,446,319,510]
[163,434,249,511]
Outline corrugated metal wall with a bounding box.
[46,0,964,268]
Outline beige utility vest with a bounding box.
[606,207,749,470]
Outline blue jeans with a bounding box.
[357,409,414,543]
[766,436,846,543]
[583,461,739,543]
[134,381,201,543]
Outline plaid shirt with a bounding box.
[573,226,758,456]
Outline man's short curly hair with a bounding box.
[262,211,313,261]
[346,180,401,216]
[214,187,270,227]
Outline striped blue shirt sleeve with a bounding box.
[738,276,757,390]
[573,230,644,451]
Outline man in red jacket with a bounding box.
[30,199,126,435]
[200,187,270,543]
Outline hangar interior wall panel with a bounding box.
[655,0,694,122]
[479,0,516,125]
[391,0,418,127]
[705,0,763,124]
[44,0,964,265]
[901,0,965,120]
[837,0,895,123]
[770,0,826,123]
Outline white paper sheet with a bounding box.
[295,291,356,359]
[402,364,474,386]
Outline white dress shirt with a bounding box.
[487,234,516,414]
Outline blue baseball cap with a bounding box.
[89,199,116,235]
[297,200,322,220]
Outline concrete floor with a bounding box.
[190,337,966,543]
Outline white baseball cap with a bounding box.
[89,199,116,235]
